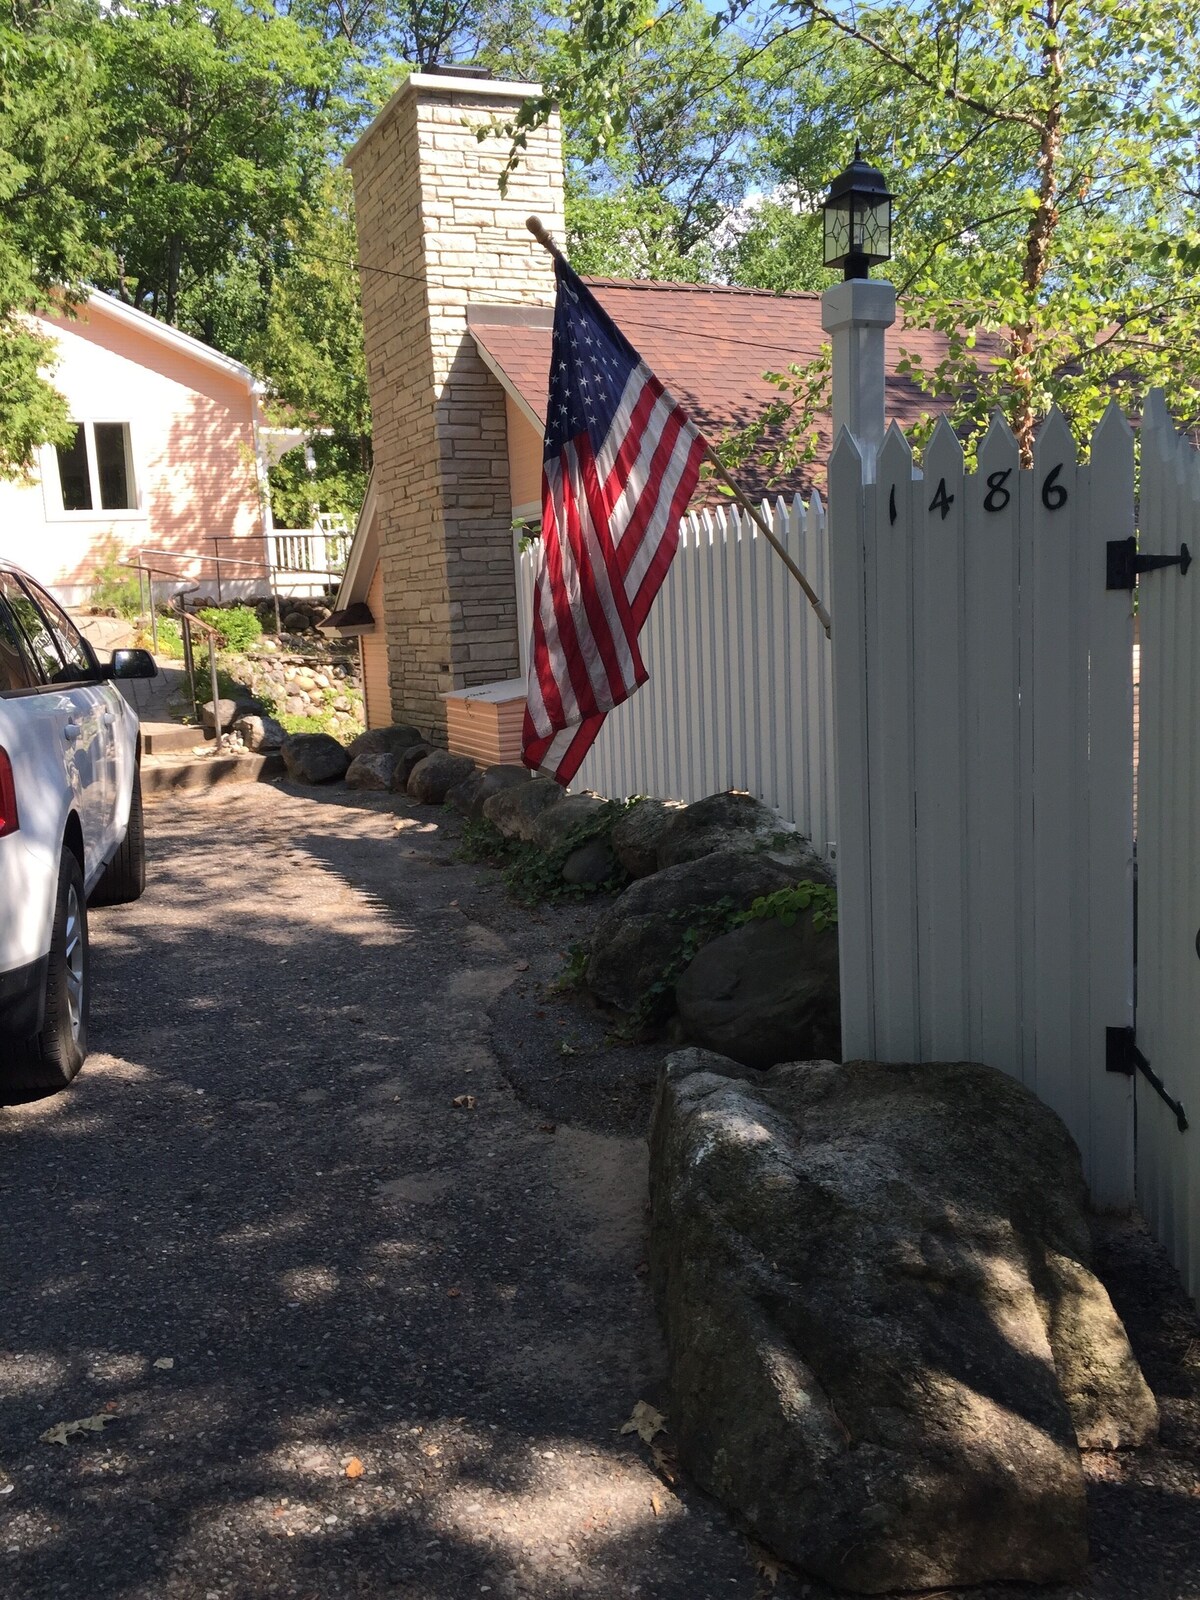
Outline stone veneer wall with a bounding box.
[346,75,564,736]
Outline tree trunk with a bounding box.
[165,235,182,326]
[1012,2,1064,465]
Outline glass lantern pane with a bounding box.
[858,198,891,260]
[824,203,851,265]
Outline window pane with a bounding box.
[0,601,37,692]
[95,422,134,510]
[0,574,62,680]
[20,579,94,682]
[55,424,92,511]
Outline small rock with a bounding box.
[407,751,477,804]
[281,732,350,785]
[345,752,397,791]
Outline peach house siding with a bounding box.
[506,396,542,514]
[362,561,391,729]
[0,296,267,605]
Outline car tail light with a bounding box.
[0,746,18,837]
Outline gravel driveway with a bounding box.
[0,782,763,1600]
[2,779,1198,1600]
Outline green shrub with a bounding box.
[197,604,262,653]
[90,550,143,619]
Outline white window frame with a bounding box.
[40,420,145,522]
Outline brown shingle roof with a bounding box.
[468,279,952,500]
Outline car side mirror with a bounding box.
[108,648,159,680]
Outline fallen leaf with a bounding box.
[152,1357,175,1371]
[40,1414,116,1446]
[452,1094,476,1110]
[650,1442,677,1484]
[103,1401,120,1413]
[619,1400,666,1445]
[447,1288,461,1299]
[537,1122,557,1134]
[748,1540,780,1591]
[345,1458,364,1479]
[650,1493,663,1517]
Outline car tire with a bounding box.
[89,769,146,906]
[7,849,89,1090]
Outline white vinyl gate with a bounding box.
[828,406,1138,1209]
[1131,391,1200,1299]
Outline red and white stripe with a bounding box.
[523,365,706,783]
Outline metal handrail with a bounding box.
[169,590,222,730]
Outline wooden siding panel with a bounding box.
[362,562,391,729]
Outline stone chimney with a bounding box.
[346,71,565,736]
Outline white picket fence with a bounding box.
[828,407,1137,1209]
[515,495,838,856]
[1134,391,1200,1297]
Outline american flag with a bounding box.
[522,259,707,783]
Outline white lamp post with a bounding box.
[820,144,896,483]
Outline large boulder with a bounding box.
[655,791,829,880]
[232,713,285,752]
[280,732,350,785]
[610,797,684,878]
[676,909,840,1068]
[346,724,425,760]
[445,769,485,818]
[460,764,532,822]
[650,1052,1158,1594]
[562,837,617,888]
[345,751,396,791]
[587,850,802,1014]
[390,743,433,791]
[483,777,565,842]
[530,792,607,855]
[203,696,263,734]
[407,751,476,804]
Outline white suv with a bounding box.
[0,563,156,1088]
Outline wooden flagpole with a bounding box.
[526,215,833,639]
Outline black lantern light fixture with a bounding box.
[822,141,893,280]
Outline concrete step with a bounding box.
[143,751,284,798]
[141,721,208,756]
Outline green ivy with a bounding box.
[734,882,838,933]
[454,797,634,904]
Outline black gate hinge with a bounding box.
[1106,537,1192,591]
[1106,1026,1189,1131]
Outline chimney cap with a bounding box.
[423,63,494,78]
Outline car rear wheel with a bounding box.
[6,849,89,1090]
[90,769,146,906]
